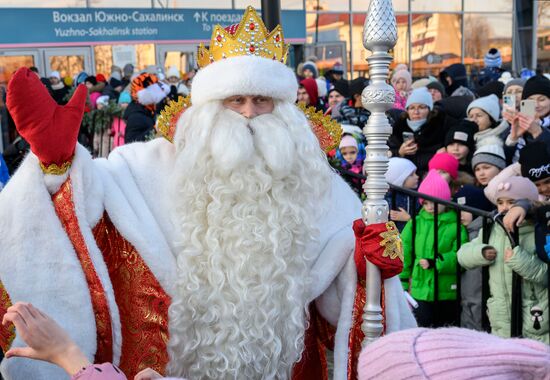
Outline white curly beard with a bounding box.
[166,101,332,379]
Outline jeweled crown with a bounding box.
[197,6,289,69]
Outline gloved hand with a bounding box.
[6,67,87,174]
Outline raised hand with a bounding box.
[2,302,90,376]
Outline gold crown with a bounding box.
[197,6,289,69]
[297,103,343,153]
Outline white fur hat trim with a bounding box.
[191,55,298,106]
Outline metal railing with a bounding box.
[337,167,549,338]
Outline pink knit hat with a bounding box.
[339,134,358,150]
[484,175,539,205]
[428,152,459,180]
[391,66,412,90]
[417,170,451,204]
[358,327,550,380]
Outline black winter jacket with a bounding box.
[123,102,155,143]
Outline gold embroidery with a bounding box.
[379,221,404,261]
[0,279,14,353]
[40,160,72,175]
[93,214,170,378]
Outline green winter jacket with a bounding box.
[400,209,468,302]
[457,223,549,343]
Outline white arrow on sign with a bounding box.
[193,12,201,22]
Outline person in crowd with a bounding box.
[391,64,412,110]
[102,68,125,101]
[477,48,505,88]
[400,170,468,327]
[519,141,550,198]
[48,70,69,105]
[467,94,507,145]
[315,76,329,110]
[476,80,505,100]
[111,91,130,149]
[504,75,550,163]
[428,152,459,184]
[165,66,189,99]
[471,137,507,187]
[296,77,319,110]
[325,62,344,85]
[0,153,9,191]
[437,63,475,121]
[453,185,494,331]
[327,79,349,112]
[337,77,370,129]
[333,134,366,197]
[301,60,318,79]
[458,173,548,343]
[122,63,134,88]
[74,71,89,87]
[85,76,105,109]
[444,119,478,176]
[123,73,168,143]
[426,80,446,103]
[389,87,450,175]
[385,157,418,231]
[503,77,526,109]
[357,327,550,380]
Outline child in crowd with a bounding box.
[385,157,419,231]
[427,152,458,184]
[335,134,366,196]
[467,94,506,145]
[400,170,468,327]
[453,185,494,331]
[457,175,548,343]
[444,120,478,176]
[391,64,412,110]
[471,136,506,187]
[111,92,131,148]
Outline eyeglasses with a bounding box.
[505,89,523,95]
[407,105,429,113]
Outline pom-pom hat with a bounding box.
[191,7,297,107]
[428,152,459,180]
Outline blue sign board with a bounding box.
[0,8,306,47]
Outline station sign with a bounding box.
[0,8,306,48]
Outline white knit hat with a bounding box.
[472,136,506,170]
[166,66,180,79]
[386,157,417,187]
[467,94,500,122]
[49,71,61,80]
[405,87,433,110]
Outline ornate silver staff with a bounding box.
[360,0,397,346]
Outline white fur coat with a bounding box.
[0,139,415,380]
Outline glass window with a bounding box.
[537,2,550,72]
[136,44,156,71]
[410,13,462,77]
[352,0,408,12]
[306,13,350,75]
[88,0,151,7]
[306,0,349,12]
[170,0,232,8]
[411,0,461,12]
[94,45,113,76]
[464,0,512,13]
[0,0,85,6]
[464,13,512,73]
[282,0,304,10]
[0,56,35,87]
[49,55,85,79]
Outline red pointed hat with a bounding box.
[7,68,87,174]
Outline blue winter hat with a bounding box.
[75,71,89,86]
[302,61,318,78]
[484,48,502,69]
[406,87,433,110]
[453,185,494,212]
[118,91,131,104]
